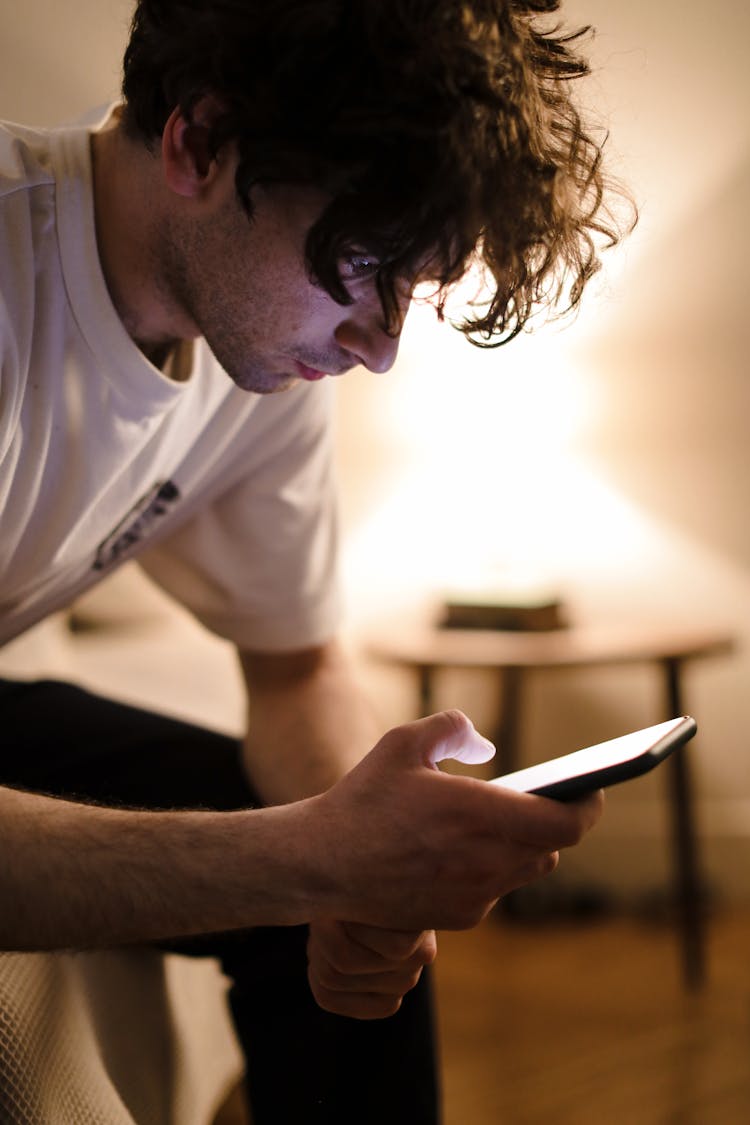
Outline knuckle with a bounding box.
[423,940,438,966]
[544,850,560,874]
[308,977,333,1010]
[411,946,433,969]
[409,936,437,968]
[314,960,345,992]
[397,933,426,961]
[525,851,558,881]
[441,708,472,738]
[403,968,423,992]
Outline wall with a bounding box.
[333,0,750,903]
[1,0,748,903]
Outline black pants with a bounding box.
[0,678,440,1124]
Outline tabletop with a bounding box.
[365,620,735,672]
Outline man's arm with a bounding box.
[0,782,322,950]
[0,706,602,960]
[239,638,379,803]
[0,639,379,953]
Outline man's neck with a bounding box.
[89,113,194,369]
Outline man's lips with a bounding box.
[293,361,329,382]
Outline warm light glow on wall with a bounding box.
[340,283,746,634]
[340,298,663,623]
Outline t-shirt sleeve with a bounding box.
[137,382,343,651]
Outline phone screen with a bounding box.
[490,716,697,800]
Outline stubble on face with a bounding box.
[154,186,354,394]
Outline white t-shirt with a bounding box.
[0,116,342,651]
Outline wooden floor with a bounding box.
[216,907,750,1124]
[435,906,750,1125]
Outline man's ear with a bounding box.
[161,95,234,200]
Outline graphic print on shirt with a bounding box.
[94,481,181,570]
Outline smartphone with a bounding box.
[490,715,697,801]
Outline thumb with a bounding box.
[411,710,497,769]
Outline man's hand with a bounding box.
[307,919,437,1020]
[308,709,604,934]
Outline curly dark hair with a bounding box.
[121,0,633,344]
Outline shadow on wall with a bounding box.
[575,151,750,571]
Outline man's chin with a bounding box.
[228,369,300,395]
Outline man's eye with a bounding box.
[339,253,380,280]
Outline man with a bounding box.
[0,1,625,1120]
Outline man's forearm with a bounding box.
[0,784,322,951]
[0,712,605,951]
[240,640,380,804]
[0,642,378,951]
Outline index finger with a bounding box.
[483,782,605,850]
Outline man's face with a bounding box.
[158,182,408,394]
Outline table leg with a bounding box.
[492,666,523,778]
[416,664,435,718]
[664,657,705,989]
[493,667,526,919]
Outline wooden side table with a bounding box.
[365,622,734,989]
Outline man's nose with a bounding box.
[334,307,405,374]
